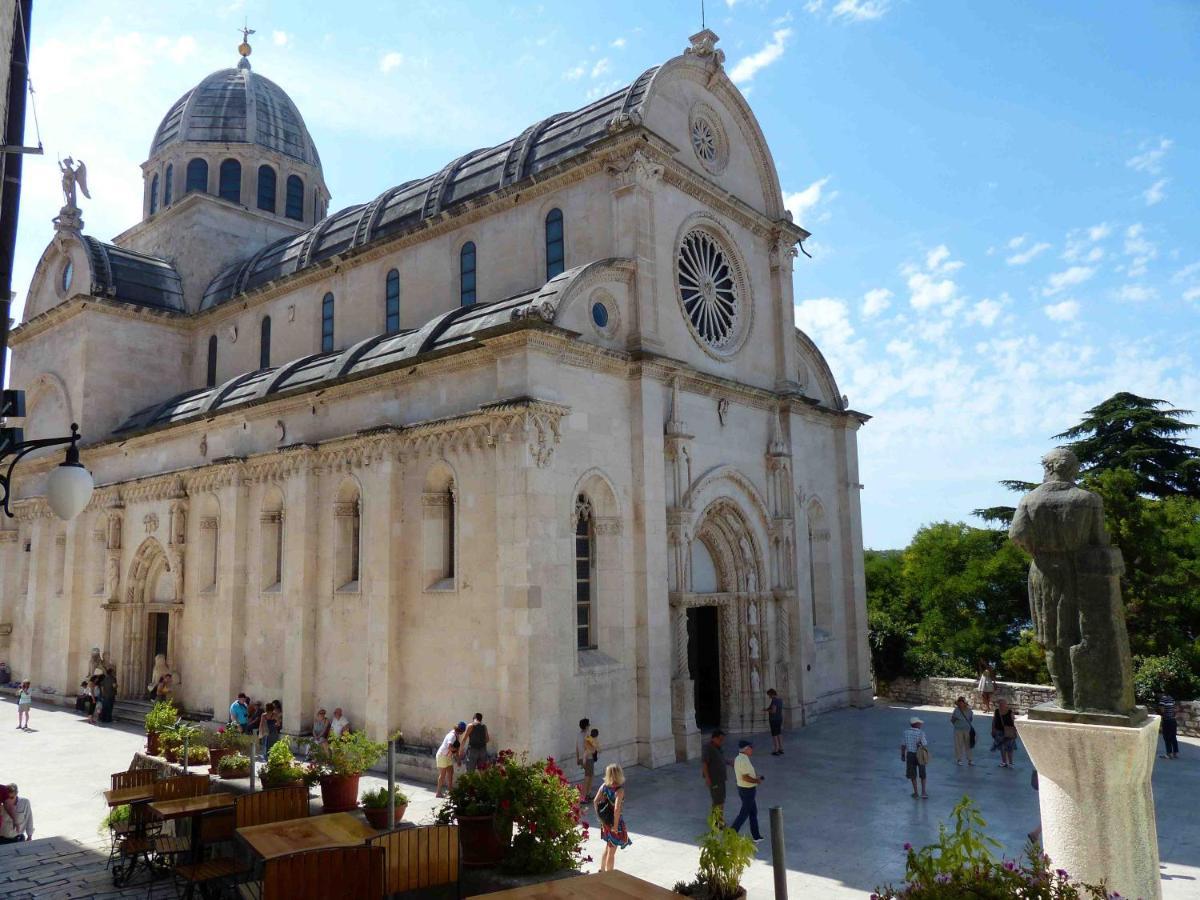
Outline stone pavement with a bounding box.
[3,696,1197,897]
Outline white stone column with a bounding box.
[209,474,250,716]
[282,462,319,735]
[363,454,401,741]
[836,425,873,707]
[1017,715,1162,900]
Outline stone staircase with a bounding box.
[111,698,154,727]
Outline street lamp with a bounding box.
[1,391,94,520]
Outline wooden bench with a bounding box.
[367,824,460,897]
[153,774,210,803]
[261,845,385,900]
[110,769,157,790]
[236,786,310,828]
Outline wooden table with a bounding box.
[237,812,377,861]
[150,792,237,875]
[104,785,155,806]
[472,871,679,899]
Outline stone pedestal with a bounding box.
[1017,714,1161,900]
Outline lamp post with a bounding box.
[1,395,95,519]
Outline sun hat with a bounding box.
[456,721,467,731]
[910,716,923,725]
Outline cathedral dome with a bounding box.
[149,60,321,168]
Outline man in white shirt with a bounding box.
[0,785,32,843]
[729,740,764,842]
[435,722,467,798]
[900,716,929,799]
[329,707,352,738]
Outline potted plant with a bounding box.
[143,700,178,756]
[436,751,586,873]
[306,731,387,813]
[360,786,409,829]
[158,721,201,764]
[186,744,210,765]
[260,739,308,789]
[217,752,251,779]
[674,810,756,898]
[208,727,248,773]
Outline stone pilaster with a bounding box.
[209,473,250,717]
[282,460,319,734]
[609,150,666,352]
[837,426,873,707]
[363,454,402,740]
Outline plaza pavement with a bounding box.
[2,696,1197,898]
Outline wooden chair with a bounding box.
[367,824,460,897]
[153,774,210,803]
[235,786,309,828]
[262,846,385,900]
[112,768,158,790]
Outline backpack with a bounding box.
[596,789,616,826]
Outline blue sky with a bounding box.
[11,1,1199,548]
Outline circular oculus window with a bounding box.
[688,104,728,174]
[61,259,74,294]
[591,301,609,329]
[676,228,745,354]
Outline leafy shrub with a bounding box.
[211,726,250,751]
[437,751,589,875]
[1000,630,1050,685]
[697,808,756,898]
[186,744,210,763]
[218,752,250,773]
[872,797,1109,899]
[99,804,130,834]
[902,648,974,681]
[144,700,178,734]
[1133,650,1200,703]
[869,610,911,683]
[306,731,387,777]
[361,786,409,808]
[261,739,307,785]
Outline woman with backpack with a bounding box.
[593,763,631,872]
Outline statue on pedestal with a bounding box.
[1009,448,1139,721]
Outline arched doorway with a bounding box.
[119,538,181,699]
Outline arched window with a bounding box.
[575,495,595,650]
[335,480,362,590]
[257,165,277,212]
[218,159,242,202]
[164,164,174,206]
[321,292,335,352]
[198,496,220,592]
[545,208,565,280]
[186,158,208,194]
[385,268,400,333]
[206,335,218,387]
[285,175,304,220]
[149,174,160,215]
[459,241,476,307]
[259,316,272,369]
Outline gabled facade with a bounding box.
[0,31,871,766]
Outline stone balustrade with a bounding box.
[877,676,1200,737]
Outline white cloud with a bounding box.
[783,176,832,223]
[1007,234,1027,250]
[1115,284,1156,303]
[831,0,891,21]
[795,298,856,351]
[862,288,892,318]
[804,0,825,11]
[1087,223,1112,242]
[1044,299,1080,322]
[1123,223,1157,277]
[1006,241,1051,266]
[1062,223,1109,263]
[1143,178,1168,206]
[1043,266,1095,296]
[591,58,610,79]
[729,28,792,85]
[1171,262,1200,303]
[379,51,403,74]
[611,37,626,48]
[563,63,586,81]
[1126,137,1172,175]
[902,245,964,311]
[967,297,1004,327]
[272,31,290,47]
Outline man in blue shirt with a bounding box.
[229,693,250,733]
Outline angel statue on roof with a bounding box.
[59,157,90,209]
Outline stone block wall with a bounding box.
[877,676,1200,737]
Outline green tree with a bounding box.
[1055,392,1200,499]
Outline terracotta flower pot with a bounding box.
[363,803,407,830]
[146,731,160,756]
[208,748,232,773]
[458,814,513,868]
[319,774,361,814]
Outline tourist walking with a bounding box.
[463,712,490,772]
[950,696,975,766]
[992,699,1018,768]
[1159,693,1180,760]
[99,667,117,724]
[594,763,631,871]
[977,665,996,712]
[229,693,250,733]
[435,722,466,798]
[576,718,591,802]
[764,688,784,755]
[16,681,31,730]
[729,740,764,841]
[901,716,929,799]
[701,729,729,824]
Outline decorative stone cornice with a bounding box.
[8,294,189,346]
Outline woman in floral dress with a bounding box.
[593,763,631,872]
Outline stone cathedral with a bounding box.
[1,31,871,766]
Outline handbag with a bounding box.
[916,745,930,766]
[969,726,977,749]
